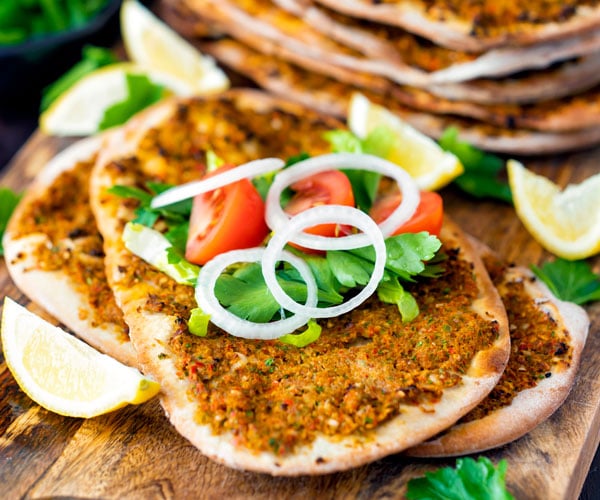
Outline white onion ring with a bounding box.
[151,157,284,208]
[262,205,386,318]
[195,248,318,339]
[265,153,420,249]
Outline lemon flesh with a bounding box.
[121,0,229,93]
[40,63,194,136]
[508,159,600,260]
[347,92,463,191]
[1,298,159,418]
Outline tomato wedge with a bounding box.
[284,170,355,239]
[370,190,444,236]
[185,166,269,265]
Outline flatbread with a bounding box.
[89,90,511,475]
[407,240,590,456]
[175,0,600,105]
[314,0,600,53]
[275,0,600,84]
[199,39,600,154]
[203,38,600,133]
[3,135,136,367]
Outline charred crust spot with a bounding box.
[67,228,88,239]
[316,457,326,464]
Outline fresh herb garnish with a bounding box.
[107,182,192,253]
[406,457,514,500]
[531,258,600,305]
[41,45,117,111]
[0,187,22,256]
[324,127,393,211]
[98,73,169,130]
[439,127,513,204]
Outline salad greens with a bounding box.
[531,258,600,305]
[439,127,513,204]
[98,73,169,131]
[324,127,393,211]
[406,457,514,500]
[0,0,111,46]
[0,187,22,256]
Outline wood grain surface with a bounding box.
[0,131,599,500]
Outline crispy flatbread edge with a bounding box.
[274,0,600,85]
[3,135,137,367]
[407,238,590,457]
[90,93,511,474]
[197,40,600,155]
[314,0,600,53]
[121,218,510,476]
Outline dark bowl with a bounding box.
[0,0,122,111]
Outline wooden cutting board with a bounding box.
[0,131,599,500]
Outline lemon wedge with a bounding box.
[39,62,194,136]
[507,159,600,260]
[1,297,159,418]
[121,0,229,93]
[348,92,463,191]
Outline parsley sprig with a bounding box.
[532,258,600,305]
[406,457,514,500]
[215,232,443,324]
[107,182,192,253]
[439,127,513,204]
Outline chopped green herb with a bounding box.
[406,457,514,500]
[0,187,22,256]
[439,127,513,204]
[531,258,600,305]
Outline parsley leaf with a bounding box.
[214,263,312,323]
[439,127,513,204]
[327,233,442,320]
[99,73,169,131]
[406,457,514,500]
[323,128,393,211]
[531,259,600,305]
[0,187,22,256]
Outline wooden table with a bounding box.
[0,128,599,499]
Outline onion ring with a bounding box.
[195,248,318,339]
[262,205,386,318]
[151,157,284,208]
[265,153,420,249]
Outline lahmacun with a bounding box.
[89,90,511,475]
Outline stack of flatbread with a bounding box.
[3,90,590,474]
[157,0,600,154]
